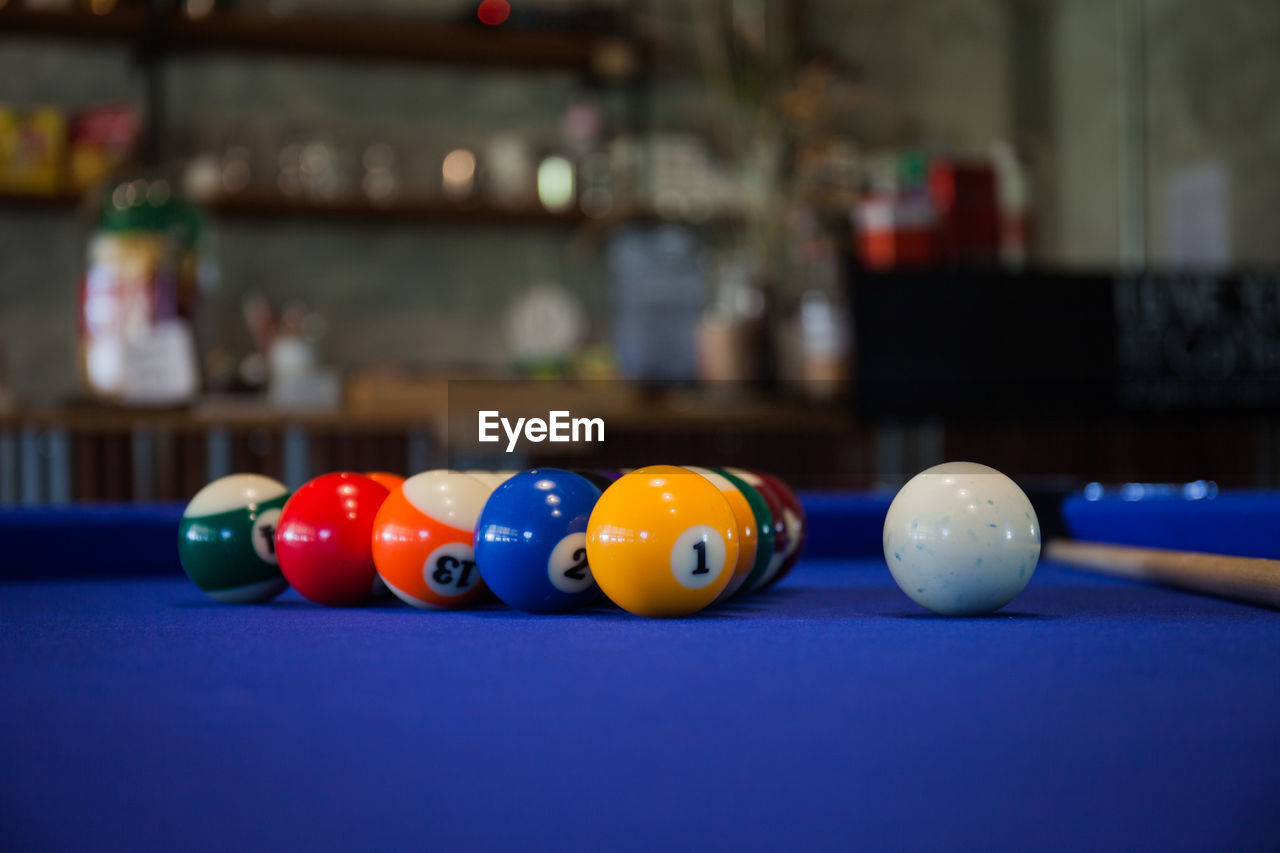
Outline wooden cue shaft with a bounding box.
[1045,539,1280,609]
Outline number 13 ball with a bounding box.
[586,466,739,617]
[372,470,491,609]
[883,462,1040,616]
[474,469,603,613]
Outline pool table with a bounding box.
[1,494,1278,852]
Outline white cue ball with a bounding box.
[883,462,1041,616]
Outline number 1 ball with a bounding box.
[178,473,290,603]
[372,470,491,609]
[586,466,739,618]
[883,461,1041,616]
[474,468,603,613]
[275,472,390,606]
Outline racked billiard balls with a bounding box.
[711,467,775,597]
[474,468,603,613]
[684,466,758,601]
[571,469,617,492]
[883,461,1041,616]
[586,465,739,617]
[464,470,513,493]
[722,467,792,595]
[364,471,406,492]
[362,472,404,598]
[275,472,390,606]
[752,470,807,591]
[372,470,491,609]
[178,473,290,603]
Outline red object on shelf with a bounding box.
[68,103,139,191]
[855,192,937,270]
[928,161,1000,265]
[478,0,511,26]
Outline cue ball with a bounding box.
[883,462,1041,616]
[275,472,391,606]
[586,465,739,617]
[178,473,290,603]
[371,470,491,609]
[473,468,603,613]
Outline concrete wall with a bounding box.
[1143,0,1280,266]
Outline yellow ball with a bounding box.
[587,465,739,617]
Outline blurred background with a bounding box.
[1,0,1278,500]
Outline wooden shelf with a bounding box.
[164,12,628,75]
[204,189,589,225]
[0,6,146,44]
[0,188,714,229]
[0,6,636,76]
[0,188,88,212]
[0,187,591,226]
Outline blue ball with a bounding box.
[474,468,604,613]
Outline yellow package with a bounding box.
[0,106,66,195]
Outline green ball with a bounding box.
[178,474,291,603]
[713,467,776,596]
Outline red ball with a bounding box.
[276,472,391,606]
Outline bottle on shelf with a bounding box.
[77,168,206,407]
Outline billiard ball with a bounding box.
[684,466,758,601]
[586,465,739,617]
[360,473,404,598]
[883,461,1041,616]
[275,472,390,606]
[365,471,406,492]
[371,470,491,609]
[474,468,603,613]
[464,471,511,492]
[752,471,807,590]
[711,467,775,596]
[177,473,290,603]
[722,467,792,595]
[572,469,617,492]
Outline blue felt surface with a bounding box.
[2,561,1278,853]
[0,502,186,578]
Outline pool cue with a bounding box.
[1045,539,1280,610]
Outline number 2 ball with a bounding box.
[883,462,1041,616]
[586,466,739,618]
[474,468,603,614]
[275,472,390,606]
[372,470,491,609]
[178,473,290,603]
